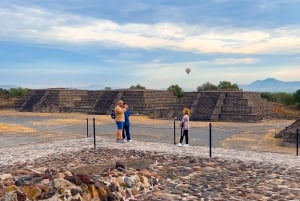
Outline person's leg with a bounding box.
[116,122,124,140]
[117,129,123,140]
[179,128,184,143]
[184,130,189,145]
[122,127,126,139]
[125,125,131,140]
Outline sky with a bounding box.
[1,0,300,90]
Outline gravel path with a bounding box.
[1,137,299,167]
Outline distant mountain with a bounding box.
[241,78,300,92]
[0,85,20,90]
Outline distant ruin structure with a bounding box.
[276,118,300,144]
[14,89,276,122]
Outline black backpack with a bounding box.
[110,109,116,119]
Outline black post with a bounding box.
[173,117,176,145]
[93,118,96,149]
[86,118,89,138]
[209,122,212,158]
[297,128,299,156]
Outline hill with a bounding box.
[241,78,300,93]
[0,85,20,89]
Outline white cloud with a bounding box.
[2,5,300,55]
[213,58,259,65]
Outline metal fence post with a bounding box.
[93,118,96,149]
[209,122,212,158]
[173,117,177,145]
[86,118,89,138]
[297,128,299,156]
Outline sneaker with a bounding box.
[127,140,133,142]
[177,143,182,147]
[117,139,126,143]
[183,144,189,147]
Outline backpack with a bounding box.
[110,109,116,119]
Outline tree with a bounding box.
[0,88,9,98]
[197,82,218,91]
[167,84,184,98]
[261,92,296,105]
[8,88,29,97]
[0,88,28,98]
[104,87,112,90]
[294,89,300,109]
[129,84,146,89]
[217,81,239,90]
[279,93,296,105]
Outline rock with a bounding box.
[115,161,126,170]
[21,185,42,200]
[76,174,92,184]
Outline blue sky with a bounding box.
[1,0,300,90]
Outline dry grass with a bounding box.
[0,123,36,134]
[274,104,300,119]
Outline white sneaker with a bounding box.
[177,143,182,147]
[183,144,189,147]
[128,140,133,142]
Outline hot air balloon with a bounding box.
[185,68,191,74]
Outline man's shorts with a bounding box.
[116,121,124,130]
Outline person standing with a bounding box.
[178,108,191,147]
[115,100,127,142]
[122,103,132,142]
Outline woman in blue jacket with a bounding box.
[122,104,132,141]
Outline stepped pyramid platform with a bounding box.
[15,89,276,122]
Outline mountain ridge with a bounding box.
[240,78,300,92]
[1,78,300,93]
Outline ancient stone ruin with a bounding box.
[14,89,276,122]
[276,118,300,144]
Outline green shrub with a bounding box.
[0,88,29,98]
[167,84,184,98]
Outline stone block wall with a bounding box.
[218,91,275,122]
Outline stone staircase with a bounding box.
[189,92,222,121]
[15,90,47,112]
[91,90,121,114]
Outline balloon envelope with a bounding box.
[185,68,191,74]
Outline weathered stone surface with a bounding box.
[21,185,42,200]
[2,146,300,200]
[276,118,300,143]
[0,153,159,201]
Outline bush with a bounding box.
[0,88,29,98]
[167,84,184,98]
[294,89,300,109]
[129,84,146,89]
[261,92,296,105]
[197,82,218,91]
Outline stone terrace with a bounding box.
[15,89,276,122]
